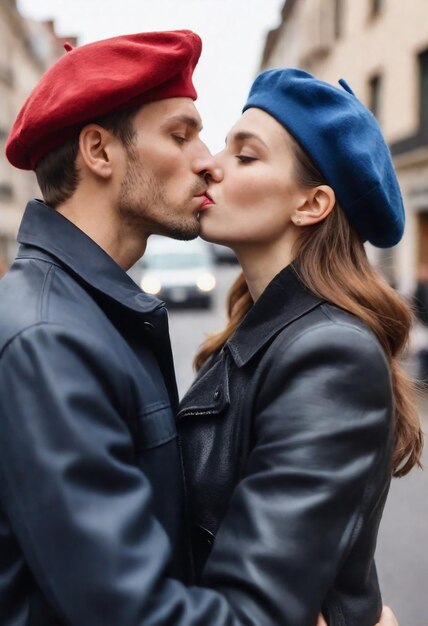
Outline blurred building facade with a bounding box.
[0,0,76,264]
[261,0,428,294]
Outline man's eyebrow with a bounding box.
[226,131,268,149]
[163,115,203,132]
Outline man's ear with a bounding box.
[292,185,336,227]
[78,124,116,179]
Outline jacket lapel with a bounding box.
[227,264,324,367]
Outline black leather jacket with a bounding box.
[178,264,394,626]
[0,201,259,626]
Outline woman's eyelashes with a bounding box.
[236,155,257,164]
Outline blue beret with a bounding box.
[243,68,404,248]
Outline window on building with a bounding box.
[416,212,428,272]
[370,0,383,16]
[391,48,428,155]
[368,74,382,120]
[419,48,428,133]
[0,183,13,201]
[0,33,14,87]
[0,65,13,87]
[334,0,344,39]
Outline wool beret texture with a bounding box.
[243,68,404,248]
[6,30,202,171]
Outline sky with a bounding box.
[17,0,284,153]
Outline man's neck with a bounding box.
[56,194,147,271]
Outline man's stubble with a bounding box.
[118,145,201,241]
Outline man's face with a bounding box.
[117,98,216,240]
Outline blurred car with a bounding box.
[210,243,238,264]
[132,236,216,308]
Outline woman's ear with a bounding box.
[78,124,116,179]
[292,185,336,227]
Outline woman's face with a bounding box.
[199,108,305,249]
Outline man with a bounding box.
[0,29,236,625]
[0,31,397,626]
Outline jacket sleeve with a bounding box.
[0,323,242,626]
[201,322,393,625]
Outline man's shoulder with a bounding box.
[0,256,106,353]
[0,257,50,348]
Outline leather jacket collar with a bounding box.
[17,199,162,314]
[227,264,323,367]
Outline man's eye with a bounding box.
[172,135,187,145]
[236,155,257,163]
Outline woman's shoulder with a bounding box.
[255,304,393,427]
[271,302,390,375]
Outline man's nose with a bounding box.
[192,154,223,183]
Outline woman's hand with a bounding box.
[376,606,399,626]
[316,606,398,626]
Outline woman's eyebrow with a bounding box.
[226,131,268,149]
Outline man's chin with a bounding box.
[158,220,200,241]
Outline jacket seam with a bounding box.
[271,312,386,363]
[38,264,55,321]
[138,402,171,417]
[16,254,64,270]
[322,307,394,399]
[327,593,346,626]
[320,305,390,370]
[324,440,389,626]
[343,427,391,560]
[177,433,196,582]
[178,409,220,418]
[0,321,55,360]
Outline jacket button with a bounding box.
[213,389,221,401]
[143,321,154,330]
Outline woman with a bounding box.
[177,69,423,625]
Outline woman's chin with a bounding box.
[198,218,238,248]
[199,223,222,244]
[200,232,229,246]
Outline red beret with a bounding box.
[6,30,202,170]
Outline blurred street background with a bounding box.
[1,0,427,623]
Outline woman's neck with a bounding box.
[234,239,296,302]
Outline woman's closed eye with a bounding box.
[236,155,258,164]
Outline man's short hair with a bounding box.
[35,106,140,208]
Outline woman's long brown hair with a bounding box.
[195,133,423,478]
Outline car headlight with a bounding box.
[196,272,216,292]
[141,274,161,295]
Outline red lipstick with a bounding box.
[199,193,214,208]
